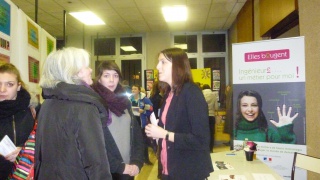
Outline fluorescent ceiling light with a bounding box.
[69,11,105,25]
[162,5,187,22]
[174,43,188,50]
[121,46,137,51]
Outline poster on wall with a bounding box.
[191,68,211,88]
[232,37,306,180]
[47,37,54,55]
[28,56,39,83]
[0,0,11,36]
[27,20,39,49]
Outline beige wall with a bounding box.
[227,21,237,85]
[146,32,171,69]
[253,0,262,41]
[299,0,320,179]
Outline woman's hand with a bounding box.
[123,164,139,176]
[5,147,22,162]
[145,124,167,139]
[129,164,139,176]
[123,164,131,174]
[270,104,298,127]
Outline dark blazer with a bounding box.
[158,82,214,179]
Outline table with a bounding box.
[208,151,284,180]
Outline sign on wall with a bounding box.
[232,37,306,180]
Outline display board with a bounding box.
[232,37,306,180]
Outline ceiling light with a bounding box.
[69,11,105,25]
[120,46,137,51]
[174,43,188,50]
[162,5,187,22]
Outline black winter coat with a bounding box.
[35,82,112,180]
[0,88,35,180]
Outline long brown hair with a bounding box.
[160,48,193,95]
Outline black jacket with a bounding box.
[103,104,144,173]
[158,82,214,179]
[0,88,36,180]
[35,82,112,180]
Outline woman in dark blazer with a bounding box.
[145,48,214,180]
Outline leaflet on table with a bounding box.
[219,175,247,180]
[214,161,234,170]
[0,135,17,156]
[132,106,140,116]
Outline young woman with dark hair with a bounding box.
[235,90,298,143]
[92,61,144,179]
[145,48,213,180]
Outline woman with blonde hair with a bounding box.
[35,47,112,179]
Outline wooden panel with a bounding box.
[237,0,253,42]
[260,0,297,36]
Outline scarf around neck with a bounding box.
[92,82,129,117]
[0,87,30,119]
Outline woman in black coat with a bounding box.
[145,48,214,180]
[0,63,37,180]
[35,47,112,179]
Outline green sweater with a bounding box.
[235,118,296,144]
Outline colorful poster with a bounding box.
[47,37,54,55]
[27,20,39,49]
[0,37,10,50]
[232,37,306,180]
[0,0,10,36]
[191,68,211,88]
[0,53,9,63]
[146,80,153,91]
[28,56,39,83]
[146,69,154,80]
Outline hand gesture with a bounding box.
[123,164,140,176]
[129,164,139,176]
[5,147,22,162]
[145,124,167,139]
[270,104,298,127]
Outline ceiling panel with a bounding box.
[9,0,246,38]
[134,0,162,7]
[108,0,136,8]
[116,7,144,21]
[205,17,228,30]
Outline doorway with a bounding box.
[121,59,142,87]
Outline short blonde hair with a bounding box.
[40,47,90,88]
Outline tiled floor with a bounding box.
[134,143,230,180]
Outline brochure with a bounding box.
[0,135,17,156]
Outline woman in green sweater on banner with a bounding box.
[235,90,298,144]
